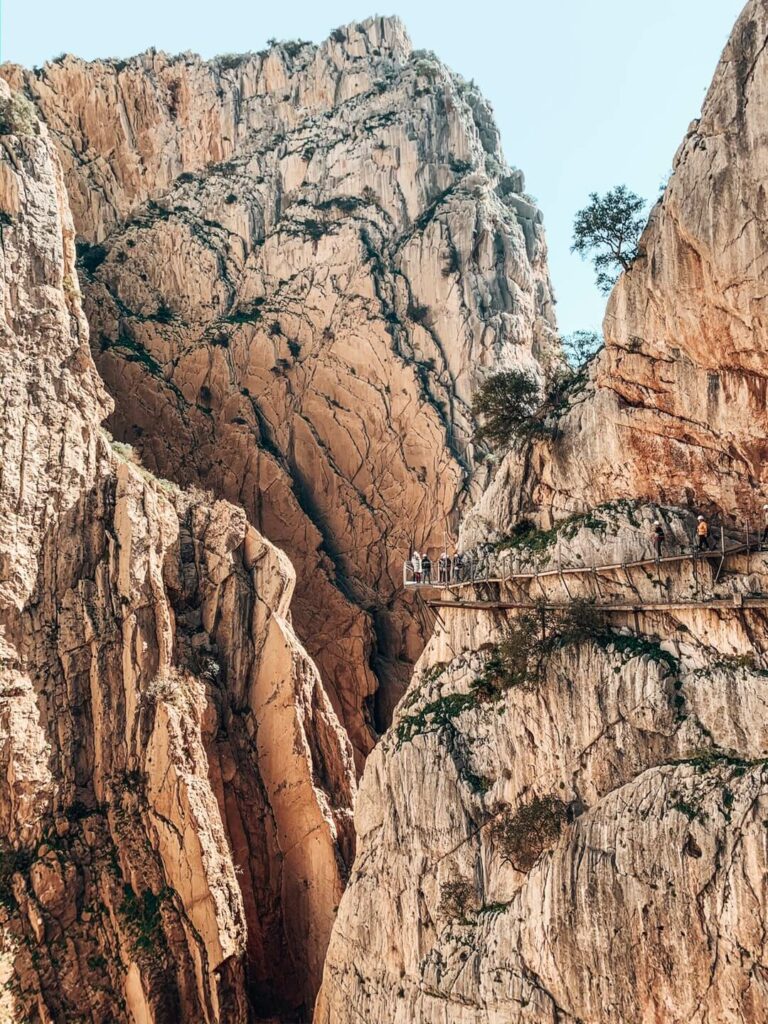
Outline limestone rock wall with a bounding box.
[317,537,768,1024]
[317,3,768,1021]
[464,0,768,547]
[2,17,558,765]
[0,79,354,1022]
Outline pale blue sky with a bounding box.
[2,0,746,334]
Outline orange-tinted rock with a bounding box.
[2,18,557,767]
[0,77,353,1021]
[318,5,768,1022]
[465,0,768,545]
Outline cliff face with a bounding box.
[465,0,768,543]
[317,3,768,1022]
[317,569,768,1023]
[2,17,557,765]
[0,80,354,1022]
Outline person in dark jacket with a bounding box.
[421,552,432,584]
[452,553,464,583]
[653,520,665,559]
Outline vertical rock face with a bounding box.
[317,3,768,1022]
[0,79,354,1022]
[466,0,768,544]
[317,582,768,1024]
[2,17,557,764]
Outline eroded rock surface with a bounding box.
[318,504,768,1023]
[318,3,768,1022]
[2,17,557,764]
[0,79,353,1022]
[464,0,768,546]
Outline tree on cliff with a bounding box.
[472,369,543,449]
[473,344,608,448]
[562,330,603,368]
[571,186,645,294]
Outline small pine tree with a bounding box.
[571,186,646,294]
[561,330,603,369]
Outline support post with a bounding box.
[591,550,602,600]
[713,526,726,586]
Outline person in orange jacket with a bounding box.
[696,515,710,551]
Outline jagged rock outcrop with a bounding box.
[0,79,353,1022]
[317,3,768,1021]
[318,509,768,1023]
[1,17,558,765]
[464,0,768,545]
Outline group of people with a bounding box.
[409,507,768,585]
[651,514,713,558]
[409,550,465,584]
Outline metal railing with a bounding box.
[403,521,765,591]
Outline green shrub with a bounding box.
[150,301,176,324]
[562,329,603,369]
[110,439,140,464]
[496,500,642,555]
[545,598,605,649]
[571,185,646,294]
[0,93,39,136]
[491,796,567,872]
[438,879,477,921]
[714,653,768,677]
[281,39,311,59]
[76,240,107,274]
[217,53,252,70]
[471,369,544,449]
[396,692,475,745]
[119,885,169,953]
[472,614,541,698]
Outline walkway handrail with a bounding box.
[427,595,768,612]
[403,538,759,590]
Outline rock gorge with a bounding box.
[1,17,556,767]
[0,15,556,1022]
[0,77,354,1022]
[318,2,768,1022]
[2,3,768,1024]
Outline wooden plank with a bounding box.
[404,543,756,591]
[426,598,768,613]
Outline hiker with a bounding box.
[762,505,768,548]
[438,551,450,584]
[696,515,710,551]
[422,552,432,584]
[653,520,665,560]
[411,550,422,583]
[452,552,464,583]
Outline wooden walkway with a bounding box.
[427,596,768,613]
[406,541,757,591]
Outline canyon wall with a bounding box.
[465,0,768,544]
[317,2,768,1021]
[0,79,354,1022]
[2,17,557,765]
